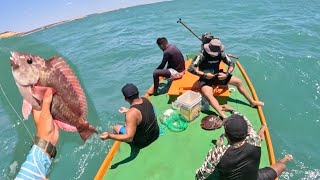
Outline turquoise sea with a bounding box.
[1,0,319,179]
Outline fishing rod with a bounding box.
[177,18,239,59]
[177,18,219,45]
[0,83,33,140]
[177,18,202,42]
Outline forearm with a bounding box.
[157,53,170,69]
[156,61,166,69]
[226,53,238,59]
[188,53,204,76]
[195,146,225,180]
[223,53,235,74]
[189,68,206,77]
[226,65,234,75]
[195,156,216,180]
[108,133,133,142]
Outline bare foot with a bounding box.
[251,101,264,108]
[279,154,293,164]
[146,87,157,95]
[258,125,266,140]
[221,104,232,111]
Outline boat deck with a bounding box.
[100,62,271,180]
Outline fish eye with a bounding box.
[27,58,33,64]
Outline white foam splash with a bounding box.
[280,155,320,180]
[9,161,18,175]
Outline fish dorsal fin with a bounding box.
[48,56,88,117]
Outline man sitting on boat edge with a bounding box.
[188,35,264,119]
[195,104,292,180]
[100,83,159,148]
[147,37,185,95]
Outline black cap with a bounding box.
[121,83,139,98]
[224,114,248,142]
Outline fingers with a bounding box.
[32,88,54,121]
[118,107,128,113]
[100,132,109,137]
[32,109,41,122]
[100,132,109,140]
[41,88,54,115]
[221,104,230,111]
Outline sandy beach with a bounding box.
[0,31,20,38]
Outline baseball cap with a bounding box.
[224,114,248,142]
[121,83,139,98]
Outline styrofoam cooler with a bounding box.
[175,91,202,122]
[176,91,202,107]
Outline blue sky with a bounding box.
[0,0,165,32]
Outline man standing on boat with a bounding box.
[147,37,185,95]
[188,37,264,119]
[195,105,293,180]
[100,83,159,148]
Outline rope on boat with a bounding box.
[159,110,188,132]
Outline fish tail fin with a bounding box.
[78,122,98,141]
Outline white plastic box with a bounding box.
[176,91,202,122]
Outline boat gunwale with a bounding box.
[236,61,276,165]
[95,61,276,180]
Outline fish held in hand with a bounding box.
[10,51,98,141]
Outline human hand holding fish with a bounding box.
[15,87,58,179]
[10,51,98,141]
[32,87,60,146]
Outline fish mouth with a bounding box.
[10,51,19,69]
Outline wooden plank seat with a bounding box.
[167,59,230,98]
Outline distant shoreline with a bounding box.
[0,15,87,38]
[0,5,147,38]
[0,31,21,38]
[0,1,167,39]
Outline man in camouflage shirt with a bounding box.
[195,105,293,180]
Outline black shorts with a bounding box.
[257,167,277,180]
[199,74,232,87]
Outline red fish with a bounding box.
[10,51,97,141]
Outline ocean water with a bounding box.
[1,0,320,179]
